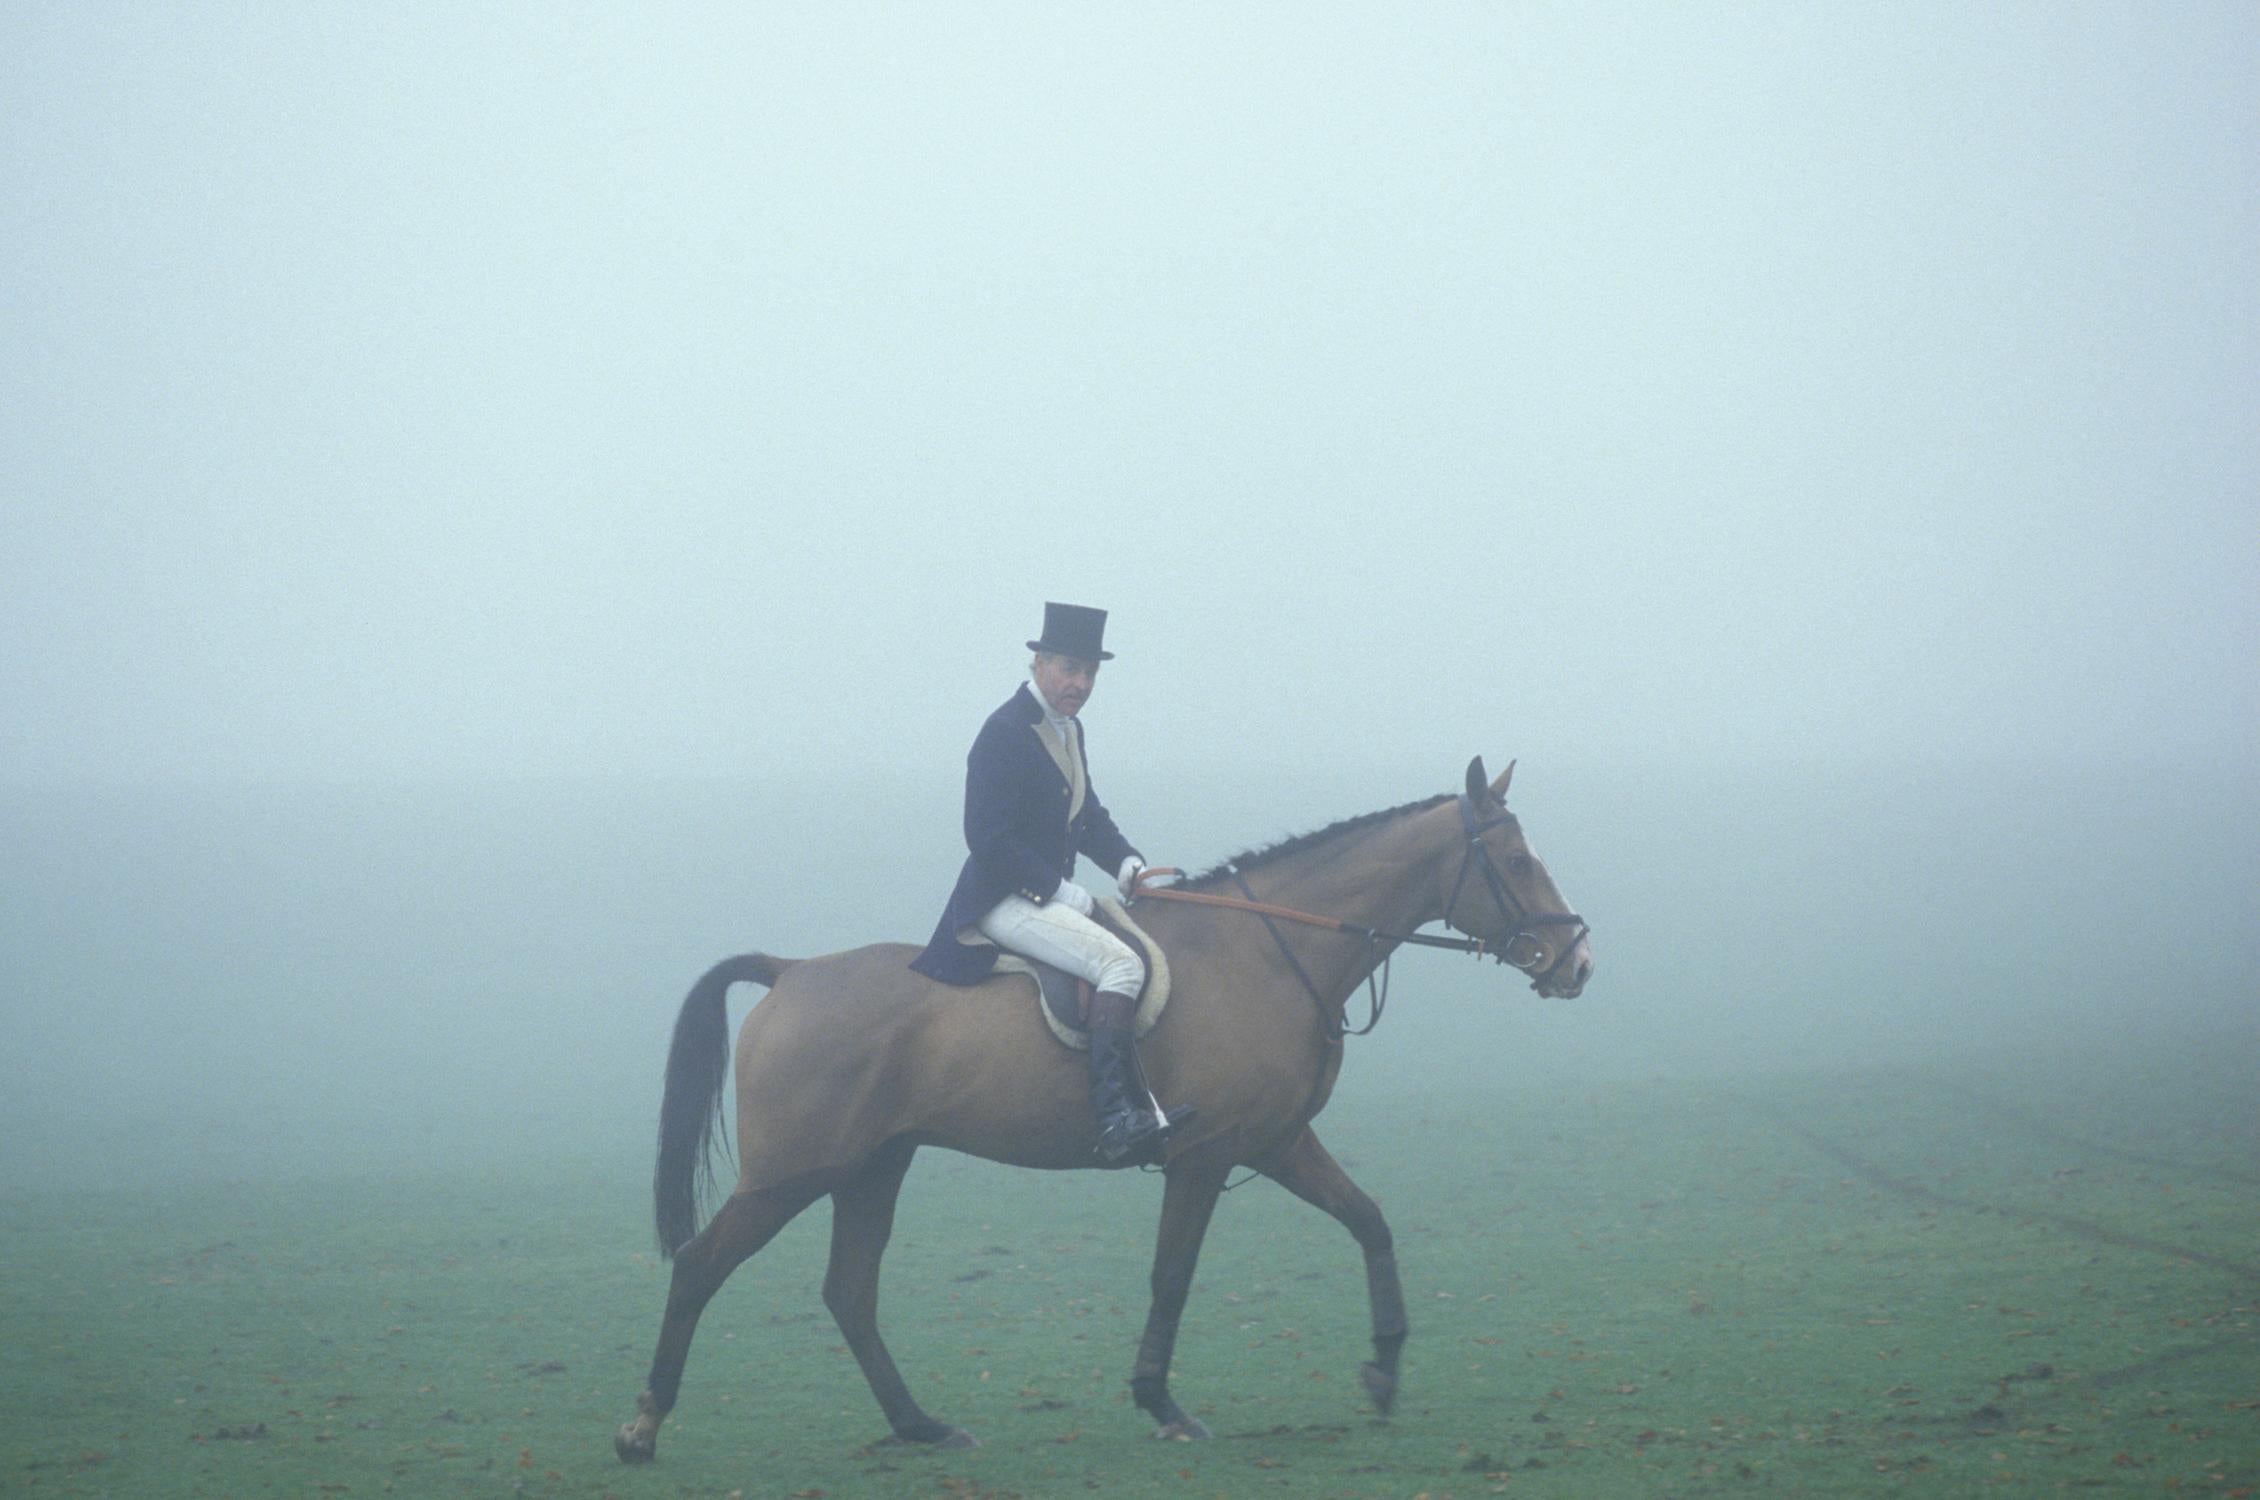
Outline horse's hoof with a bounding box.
[614,1423,657,1463]
[892,1421,979,1449]
[1153,1416,1212,1441]
[1360,1360,1398,1416]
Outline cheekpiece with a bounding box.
[1027,602,1114,661]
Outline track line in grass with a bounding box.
[2083,1331,2258,1390]
[1730,1096,2260,1284]
[1906,1074,2260,1191]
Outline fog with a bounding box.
[3,4,2253,1190]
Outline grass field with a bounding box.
[5,1031,2255,1499]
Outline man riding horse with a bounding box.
[618,638,1596,1460]
[910,602,1185,1164]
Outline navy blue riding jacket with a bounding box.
[910,683,1141,985]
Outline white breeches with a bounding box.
[977,895,1146,997]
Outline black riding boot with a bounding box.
[1087,990,1172,1164]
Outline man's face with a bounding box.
[1033,653,1099,716]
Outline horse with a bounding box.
[615,756,1593,1461]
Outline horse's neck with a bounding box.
[1237,804,1455,1003]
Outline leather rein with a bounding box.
[1128,793,1589,1041]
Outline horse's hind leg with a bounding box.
[1257,1126,1407,1414]
[616,1177,825,1463]
[823,1138,976,1448]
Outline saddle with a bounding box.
[990,895,1172,1051]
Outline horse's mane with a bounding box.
[1180,792,1455,889]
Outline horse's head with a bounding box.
[1442,756,1594,999]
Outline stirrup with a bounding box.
[1095,1110,1164,1164]
[1095,1101,1197,1165]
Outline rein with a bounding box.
[1129,793,1588,1042]
[1128,874,1497,956]
[1130,867,1453,1040]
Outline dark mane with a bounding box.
[1181,793,1455,888]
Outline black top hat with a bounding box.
[1027,602,1114,661]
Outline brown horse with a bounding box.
[615,756,1593,1461]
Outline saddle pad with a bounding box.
[991,895,1171,1052]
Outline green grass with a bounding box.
[6,1034,2257,1498]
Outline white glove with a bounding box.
[1052,878,1096,916]
[1117,856,1146,901]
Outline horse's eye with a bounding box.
[1508,854,1536,878]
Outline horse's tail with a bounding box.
[653,953,794,1257]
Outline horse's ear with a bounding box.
[1465,756,1490,805]
[1490,759,1516,800]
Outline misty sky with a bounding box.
[4,3,2252,786]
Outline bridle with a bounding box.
[1442,793,1590,991]
[1128,792,1589,1040]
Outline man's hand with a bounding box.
[1052,878,1097,916]
[1116,856,1146,902]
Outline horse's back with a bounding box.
[729,944,1088,1185]
[735,943,948,1078]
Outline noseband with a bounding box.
[1443,794,1589,989]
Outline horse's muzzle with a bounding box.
[1535,938,1593,999]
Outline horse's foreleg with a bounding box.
[616,1178,824,1464]
[1258,1126,1406,1415]
[822,1139,977,1448]
[1129,1149,1232,1440]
